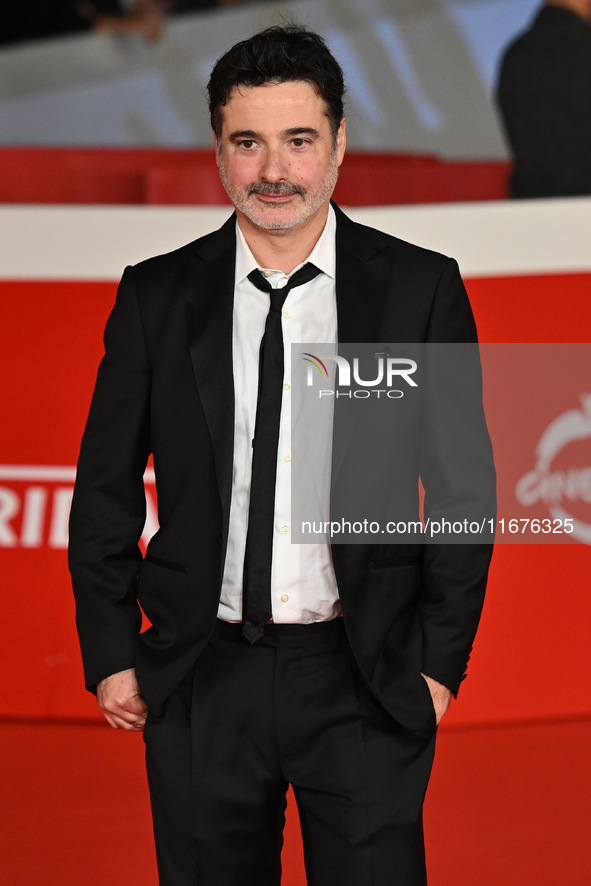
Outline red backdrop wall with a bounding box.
[1,269,589,725]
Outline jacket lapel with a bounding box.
[332,205,393,480]
[334,205,389,345]
[184,213,236,553]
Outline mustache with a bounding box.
[247,181,306,198]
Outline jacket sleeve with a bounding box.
[419,258,496,695]
[68,267,152,693]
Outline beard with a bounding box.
[218,155,339,231]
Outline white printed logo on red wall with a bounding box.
[515,395,591,545]
[0,466,157,550]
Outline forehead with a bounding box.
[220,80,329,132]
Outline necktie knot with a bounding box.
[247,263,321,311]
[270,289,285,313]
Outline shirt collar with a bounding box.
[234,204,336,285]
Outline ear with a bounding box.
[213,132,220,168]
[336,117,347,167]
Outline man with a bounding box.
[69,25,495,886]
[2,0,166,47]
[496,0,591,198]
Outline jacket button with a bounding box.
[217,533,222,545]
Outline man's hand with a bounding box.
[421,673,453,725]
[97,668,148,731]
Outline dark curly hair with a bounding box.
[207,24,345,146]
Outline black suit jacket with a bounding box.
[69,205,495,732]
[496,5,591,198]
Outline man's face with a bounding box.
[215,80,346,233]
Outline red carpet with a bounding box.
[1,718,590,885]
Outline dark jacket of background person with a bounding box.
[2,0,255,47]
[2,1,122,46]
[496,4,591,198]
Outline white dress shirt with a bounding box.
[218,206,341,624]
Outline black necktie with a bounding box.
[242,262,322,643]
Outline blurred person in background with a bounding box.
[2,0,167,45]
[496,0,591,198]
[79,0,167,41]
[2,0,253,47]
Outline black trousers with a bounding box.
[144,619,437,886]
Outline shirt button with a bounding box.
[280,594,289,603]
[282,311,291,320]
[283,454,291,463]
[280,524,290,534]
[283,382,291,391]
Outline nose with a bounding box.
[258,144,288,182]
